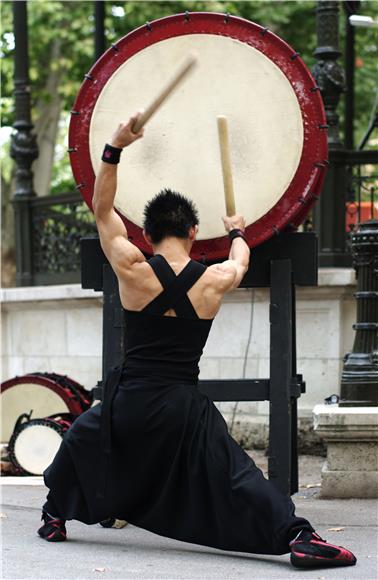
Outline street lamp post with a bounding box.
[10,1,38,287]
[340,11,378,406]
[94,1,105,60]
[312,0,351,267]
[340,220,378,406]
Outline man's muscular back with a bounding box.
[116,257,238,320]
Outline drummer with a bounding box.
[38,114,356,571]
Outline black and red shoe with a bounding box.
[37,510,67,542]
[290,530,356,568]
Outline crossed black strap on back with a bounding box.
[142,254,207,319]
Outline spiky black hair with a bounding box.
[143,188,199,244]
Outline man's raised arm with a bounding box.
[92,114,145,275]
[210,215,250,291]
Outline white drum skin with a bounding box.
[1,383,69,443]
[90,34,304,240]
[13,424,63,475]
[70,13,328,259]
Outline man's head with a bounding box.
[143,188,199,246]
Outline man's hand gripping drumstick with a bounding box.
[222,214,250,289]
[216,115,250,290]
[93,112,144,216]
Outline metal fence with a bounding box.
[303,150,378,239]
[345,151,378,232]
[31,193,97,286]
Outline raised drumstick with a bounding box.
[217,115,236,217]
[132,53,198,133]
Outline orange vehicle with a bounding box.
[346,200,378,231]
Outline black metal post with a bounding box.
[312,1,351,267]
[11,1,39,287]
[290,283,299,494]
[344,2,360,150]
[94,1,105,60]
[358,108,378,151]
[340,220,378,406]
[102,263,126,385]
[268,259,293,496]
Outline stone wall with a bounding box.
[1,268,356,450]
[1,285,103,389]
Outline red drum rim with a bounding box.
[288,160,327,230]
[1,375,83,416]
[69,12,328,261]
[29,372,92,411]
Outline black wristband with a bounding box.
[101,143,122,164]
[229,228,248,245]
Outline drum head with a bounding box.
[12,421,63,475]
[70,12,327,260]
[1,376,80,443]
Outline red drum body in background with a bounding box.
[0,373,91,443]
[31,372,92,413]
[69,12,327,261]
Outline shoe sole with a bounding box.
[291,553,357,568]
[37,530,67,542]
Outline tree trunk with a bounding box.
[1,36,63,285]
[32,37,62,197]
[1,171,16,286]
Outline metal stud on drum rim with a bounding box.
[69,12,327,261]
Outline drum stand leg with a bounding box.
[290,283,299,495]
[268,259,299,496]
[93,264,125,400]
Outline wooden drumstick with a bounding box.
[217,115,236,217]
[132,53,198,133]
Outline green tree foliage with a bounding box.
[1,0,377,195]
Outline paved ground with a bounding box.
[2,452,377,580]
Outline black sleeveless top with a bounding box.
[121,254,214,384]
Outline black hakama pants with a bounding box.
[43,377,313,556]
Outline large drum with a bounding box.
[0,373,92,443]
[69,12,327,261]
